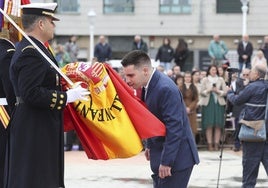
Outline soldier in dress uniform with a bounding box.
[0,36,16,188]
[4,3,88,188]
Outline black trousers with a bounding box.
[0,124,7,187]
[242,141,268,188]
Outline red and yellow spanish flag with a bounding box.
[62,62,166,160]
[0,0,30,39]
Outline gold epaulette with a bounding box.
[22,45,35,52]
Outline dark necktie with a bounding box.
[141,87,146,101]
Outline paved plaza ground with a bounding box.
[64,148,268,188]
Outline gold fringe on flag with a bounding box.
[0,105,10,129]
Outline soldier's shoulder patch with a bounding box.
[22,45,35,52]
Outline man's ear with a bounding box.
[142,65,149,76]
[38,19,46,31]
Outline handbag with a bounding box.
[238,93,268,142]
[238,120,266,142]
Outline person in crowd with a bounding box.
[155,37,174,72]
[260,35,268,61]
[208,34,228,66]
[117,67,125,80]
[175,74,184,90]
[166,69,174,80]
[200,70,207,81]
[65,35,84,150]
[156,64,165,73]
[55,44,71,68]
[192,70,202,114]
[217,65,228,84]
[131,35,148,53]
[173,65,182,76]
[199,65,227,151]
[174,38,189,71]
[167,65,180,82]
[227,64,268,188]
[237,34,253,72]
[94,35,112,62]
[180,72,199,140]
[121,50,199,188]
[169,65,182,81]
[65,35,79,62]
[192,70,201,93]
[230,68,250,152]
[0,37,17,187]
[251,50,267,69]
[5,3,89,188]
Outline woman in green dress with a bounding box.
[199,65,227,151]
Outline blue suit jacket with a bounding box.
[145,70,199,173]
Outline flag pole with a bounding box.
[0,8,74,87]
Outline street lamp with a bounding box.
[88,9,96,63]
[240,0,249,36]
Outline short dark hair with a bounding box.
[22,14,44,32]
[121,50,151,68]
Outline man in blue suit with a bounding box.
[121,50,199,188]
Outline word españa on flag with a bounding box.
[74,94,123,122]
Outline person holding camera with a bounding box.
[199,65,227,151]
[227,64,268,187]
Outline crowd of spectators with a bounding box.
[153,34,268,152]
[53,34,268,152]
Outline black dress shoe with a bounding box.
[233,147,240,152]
[64,146,72,151]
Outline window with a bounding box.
[159,0,192,14]
[54,0,80,13]
[217,0,246,13]
[103,0,134,14]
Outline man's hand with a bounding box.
[186,107,191,114]
[226,86,232,92]
[66,86,90,103]
[243,78,249,86]
[158,164,172,179]
[242,54,248,60]
[144,148,150,161]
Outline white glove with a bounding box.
[66,86,90,103]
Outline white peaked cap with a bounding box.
[21,3,59,21]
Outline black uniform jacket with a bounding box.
[0,38,16,188]
[5,36,67,188]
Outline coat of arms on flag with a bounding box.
[62,62,166,160]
